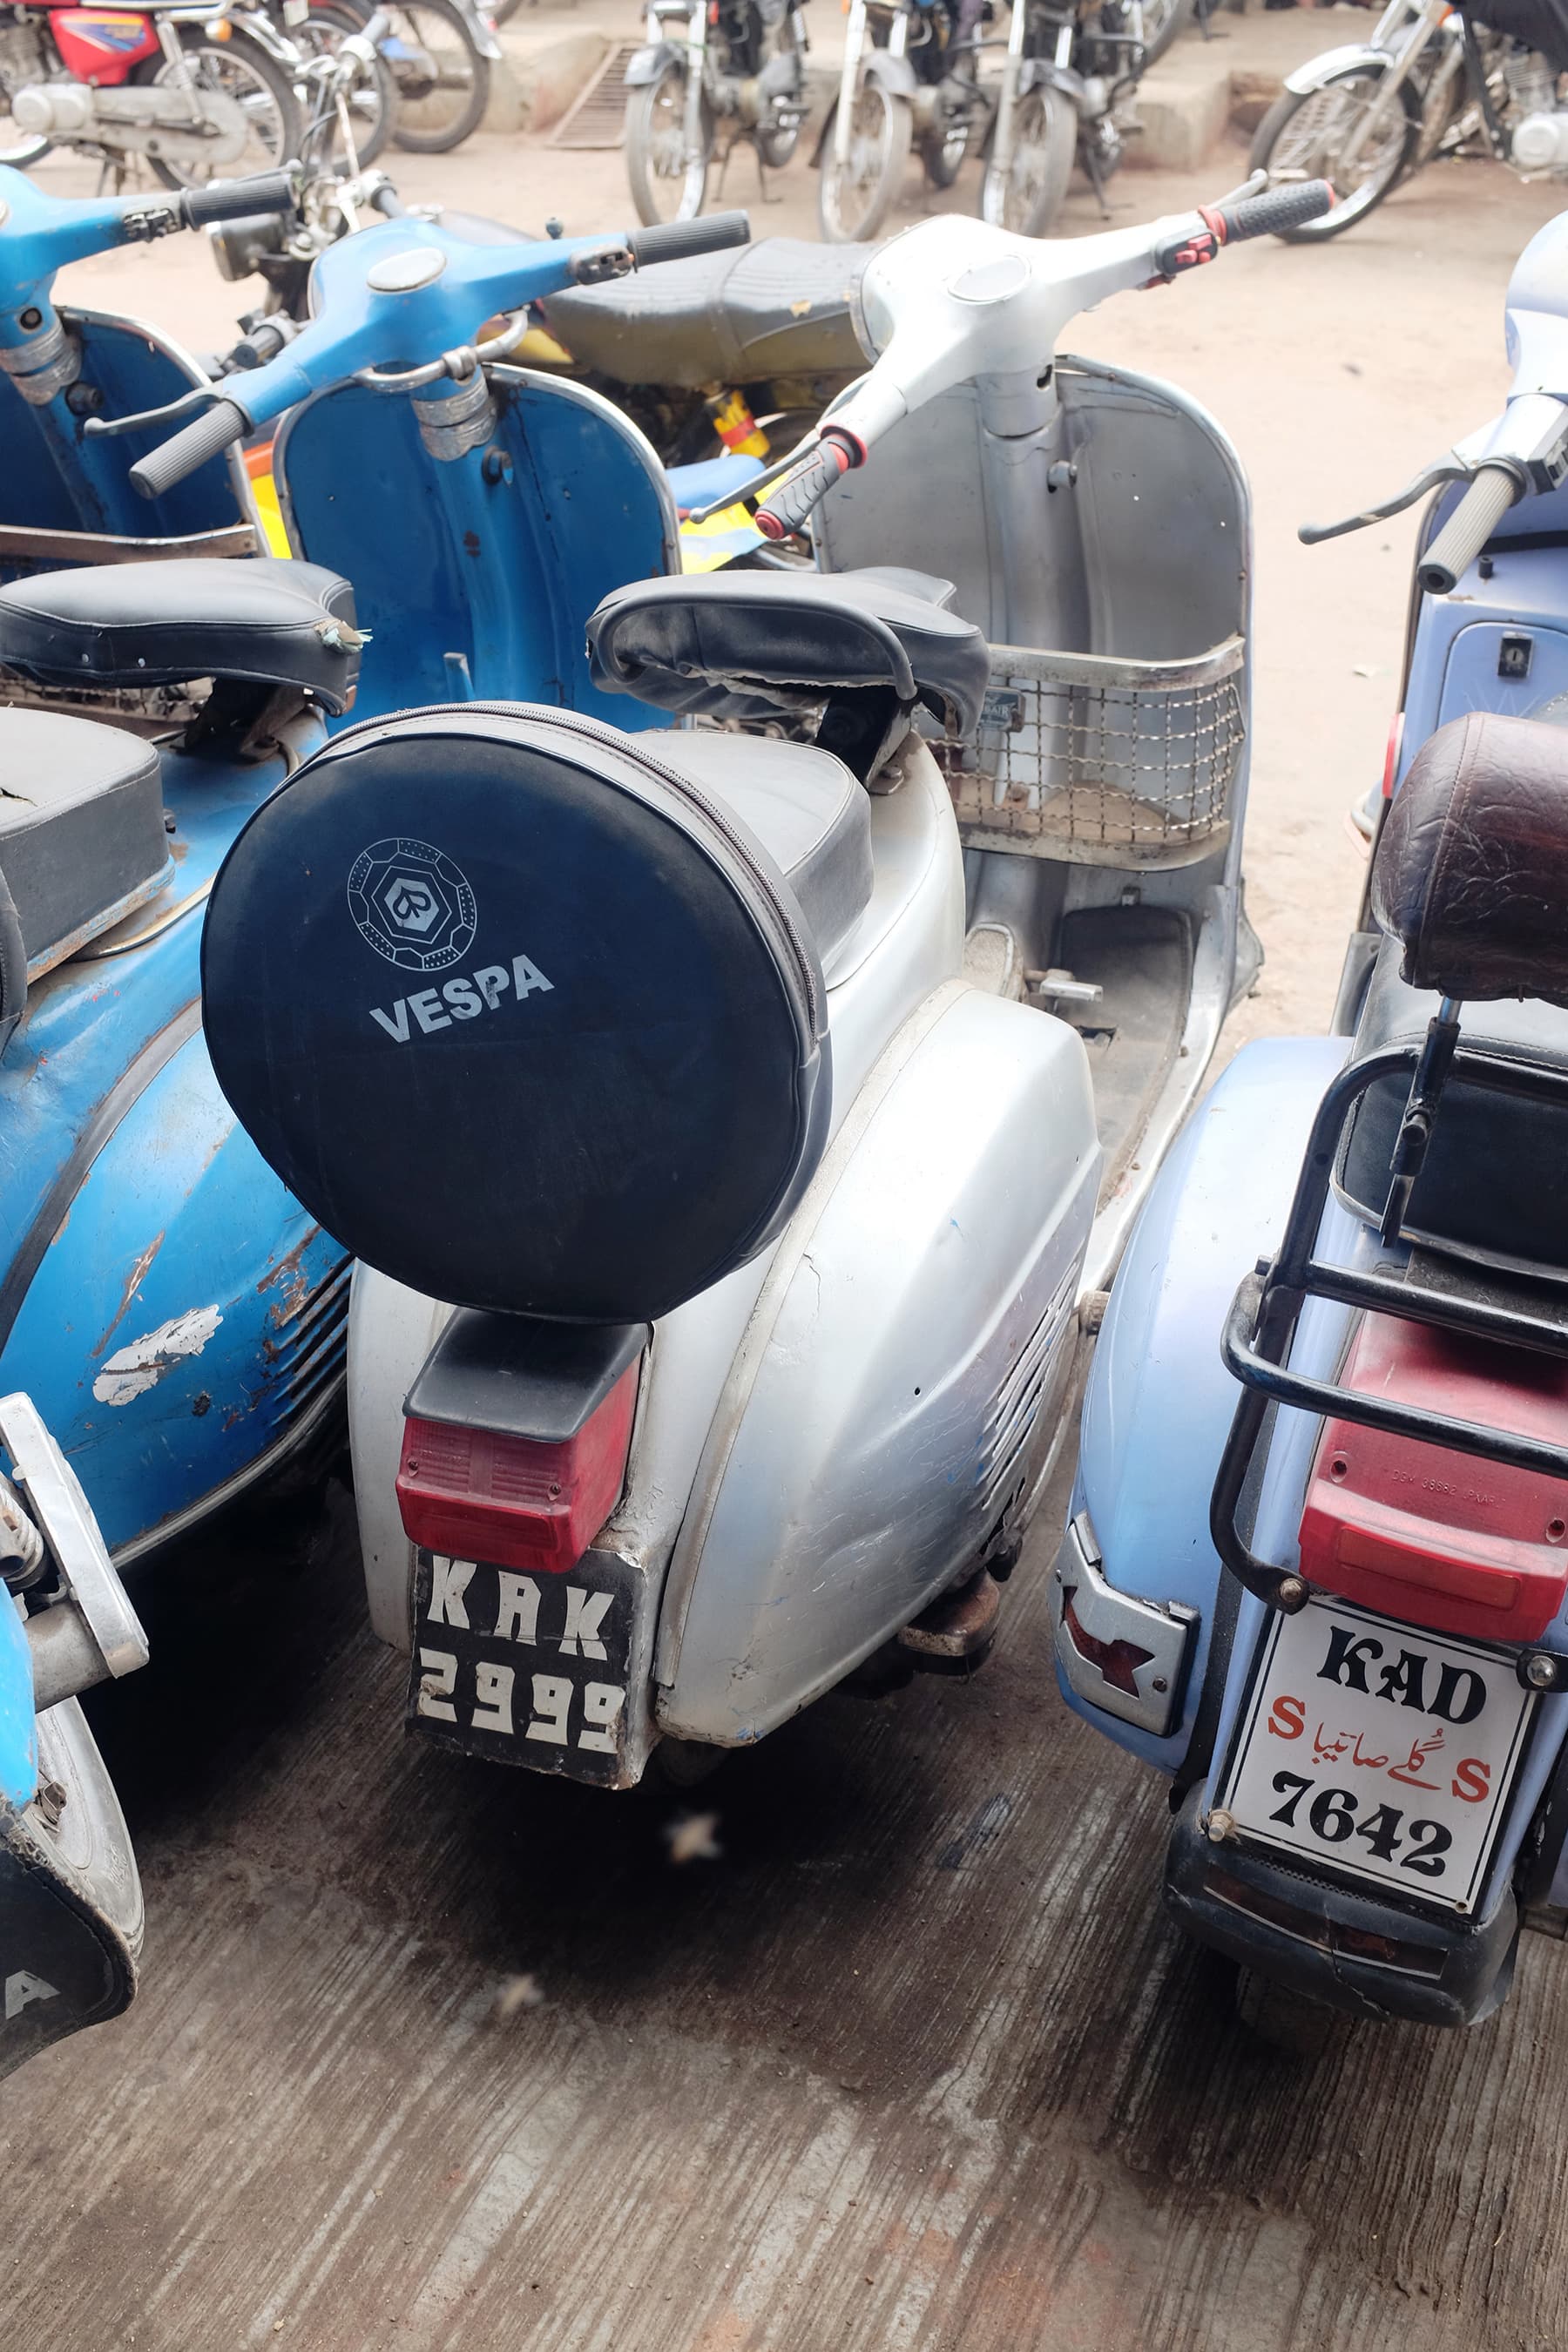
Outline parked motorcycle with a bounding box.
[0,0,304,187]
[343,0,497,154]
[178,177,1333,1801]
[820,0,985,243]
[1,1393,148,2078]
[1251,0,1568,240]
[1056,206,1568,2041]
[980,0,1148,237]
[624,0,811,226]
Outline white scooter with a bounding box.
[200,173,1329,1793]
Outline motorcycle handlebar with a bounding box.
[754,433,855,541]
[1213,179,1335,243]
[1416,463,1521,595]
[626,211,750,269]
[129,396,251,500]
[178,169,300,230]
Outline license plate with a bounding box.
[1213,1597,1537,1915]
[407,1550,636,1785]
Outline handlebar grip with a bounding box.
[179,169,299,229]
[1416,463,1521,596]
[1216,178,1335,242]
[627,210,750,270]
[754,436,853,541]
[129,397,251,501]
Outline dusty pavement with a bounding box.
[8,42,1568,2352]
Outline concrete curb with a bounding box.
[482,25,612,138]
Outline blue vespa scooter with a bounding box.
[0,168,739,1565]
[1053,207,1568,2044]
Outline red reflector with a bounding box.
[1299,1315,1568,1644]
[395,1357,639,1575]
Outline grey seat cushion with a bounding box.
[0,709,168,977]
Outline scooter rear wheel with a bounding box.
[818,80,912,244]
[625,59,713,226]
[979,85,1075,237]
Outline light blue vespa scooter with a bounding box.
[1054,206,1568,2044]
[0,166,739,1565]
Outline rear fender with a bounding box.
[1283,42,1390,95]
[1058,1036,1350,1770]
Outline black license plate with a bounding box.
[408,1550,637,1784]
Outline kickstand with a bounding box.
[1082,141,1113,221]
[749,136,782,204]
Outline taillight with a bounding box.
[396,1357,639,1575]
[1298,1314,1568,1644]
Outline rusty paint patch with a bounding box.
[91,1230,166,1358]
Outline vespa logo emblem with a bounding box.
[348,837,477,974]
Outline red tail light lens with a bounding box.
[396,1357,639,1575]
[1299,1314,1568,1644]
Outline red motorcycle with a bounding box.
[0,1,304,186]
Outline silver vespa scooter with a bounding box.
[201,176,1328,1794]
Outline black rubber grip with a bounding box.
[1218,179,1335,241]
[627,210,751,270]
[130,397,251,500]
[755,439,852,540]
[179,169,299,229]
[1416,464,1520,596]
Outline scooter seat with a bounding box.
[538,239,871,390]
[588,567,989,782]
[654,733,871,973]
[0,709,170,981]
[0,558,361,716]
[1337,711,1568,1282]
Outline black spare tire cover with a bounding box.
[201,704,830,1321]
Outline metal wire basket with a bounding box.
[938,634,1246,868]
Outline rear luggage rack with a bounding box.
[1210,1031,1568,1688]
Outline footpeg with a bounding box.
[898,1566,1000,1673]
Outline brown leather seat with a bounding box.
[1372,708,1568,1010]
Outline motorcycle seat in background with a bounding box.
[539,240,874,389]
[0,558,362,715]
[202,703,850,1323]
[0,711,169,980]
[588,567,990,779]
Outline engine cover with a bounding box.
[10,78,249,162]
[1511,109,1568,172]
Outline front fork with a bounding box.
[1334,0,1443,174]
[834,0,869,166]
[681,2,709,161]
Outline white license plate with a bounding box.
[1213,1598,1538,1915]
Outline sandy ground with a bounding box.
[10,26,1568,2352]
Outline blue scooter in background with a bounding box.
[0,170,740,1565]
[1055,207,1568,2046]
[1,1392,148,2078]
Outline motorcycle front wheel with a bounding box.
[756,11,805,166]
[382,0,490,152]
[980,84,1075,236]
[1137,0,1196,67]
[297,0,399,167]
[625,58,713,224]
[139,32,303,190]
[818,80,912,243]
[1248,58,1422,240]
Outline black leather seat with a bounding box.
[539,239,871,389]
[1338,710,1568,1281]
[588,567,989,782]
[0,558,361,714]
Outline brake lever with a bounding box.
[82,382,224,439]
[1299,456,1474,545]
[681,431,820,527]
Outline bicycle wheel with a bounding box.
[625,57,713,224]
[299,0,398,167]
[1249,58,1422,240]
[139,31,303,190]
[1137,0,1195,68]
[383,0,490,152]
[980,83,1075,234]
[818,78,912,243]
